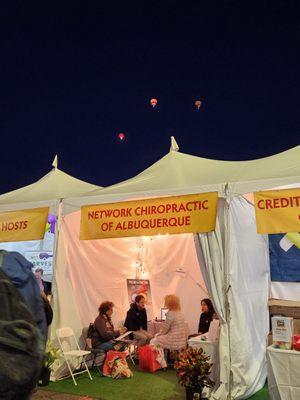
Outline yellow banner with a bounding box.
[0,207,49,242]
[80,192,218,240]
[254,189,300,234]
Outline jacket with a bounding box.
[198,312,213,334]
[124,303,147,332]
[92,314,120,347]
[154,310,187,351]
[0,250,47,344]
[42,295,53,327]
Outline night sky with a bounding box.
[0,2,299,192]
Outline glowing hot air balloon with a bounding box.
[150,98,158,108]
[195,100,202,110]
[118,132,125,141]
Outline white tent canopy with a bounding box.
[52,140,299,399]
[88,138,300,196]
[0,156,101,210]
[0,156,103,282]
[63,139,300,214]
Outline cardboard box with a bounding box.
[269,299,300,319]
[294,319,300,333]
[268,333,273,346]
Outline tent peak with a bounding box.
[52,155,58,168]
[170,136,179,152]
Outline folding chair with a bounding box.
[82,326,106,371]
[114,331,138,365]
[56,327,93,386]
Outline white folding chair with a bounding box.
[56,327,93,386]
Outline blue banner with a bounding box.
[269,234,300,282]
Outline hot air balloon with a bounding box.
[118,132,125,141]
[150,98,158,108]
[195,100,202,110]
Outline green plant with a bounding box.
[174,347,214,393]
[45,340,61,370]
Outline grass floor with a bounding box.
[44,367,269,400]
[248,384,269,400]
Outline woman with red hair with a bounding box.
[92,301,126,352]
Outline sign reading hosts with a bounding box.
[254,189,300,234]
[0,207,49,242]
[80,192,218,240]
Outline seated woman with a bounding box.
[92,301,126,352]
[151,294,187,351]
[198,298,215,334]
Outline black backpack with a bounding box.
[87,323,94,339]
[0,256,44,399]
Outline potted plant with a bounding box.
[38,340,61,386]
[174,347,214,400]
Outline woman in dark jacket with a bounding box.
[198,298,215,334]
[41,291,53,327]
[92,301,126,351]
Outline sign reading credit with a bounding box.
[0,207,49,242]
[80,192,218,240]
[254,188,300,234]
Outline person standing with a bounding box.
[40,290,53,329]
[35,268,51,295]
[0,250,47,344]
[124,294,152,346]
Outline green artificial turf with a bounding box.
[248,384,269,400]
[44,368,269,400]
[45,367,185,400]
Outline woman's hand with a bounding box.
[119,326,127,335]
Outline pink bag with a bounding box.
[138,345,161,373]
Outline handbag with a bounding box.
[102,351,132,378]
[138,344,161,373]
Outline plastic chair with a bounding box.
[56,327,93,385]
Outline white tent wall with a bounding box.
[228,196,270,399]
[194,200,231,400]
[50,209,208,368]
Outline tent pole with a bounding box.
[49,198,63,341]
[224,187,233,400]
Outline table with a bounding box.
[148,320,190,338]
[188,336,219,379]
[188,335,220,396]
[267,346,300,400]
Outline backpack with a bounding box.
[87,323,94,339]
[0,252,44,400]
